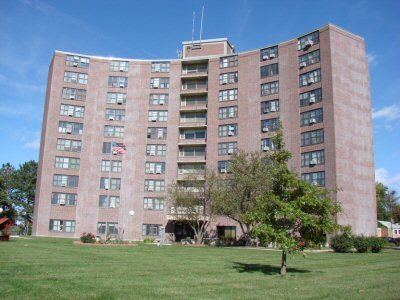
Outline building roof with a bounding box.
[378,221,400,229]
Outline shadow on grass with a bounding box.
[232,262,310,275]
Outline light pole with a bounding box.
[128,210,135,242]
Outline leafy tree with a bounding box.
[213,151,270,245]
[0,163,17,220]
[167,170,219,244]
[244,130,341,275]
[376,182,400,223]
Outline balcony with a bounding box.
[179,104,208,112]
[181,81,208,96]
[177,155,206,163]
[177,173,205,181]
[178,138,207,146]
[178,121,207,129]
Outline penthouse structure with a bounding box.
[33,24,376,241]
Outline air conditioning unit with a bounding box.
[309,158,318,166]
[304,40,313,49]
[66,128,72,134]
[221,169,227,174]
[61,183,67,187]
[311,181,318,186]
[228,131,234,136]
[309,96,316,104]
[302,80,308,86]
[299,62,307,69]
[149,151,156,156]
[270,106,276,112]
[269,53,276,59]
[151,116,157,122]
[149,169,155,174]
[308,77,315,85]
[112,150,118,155]
[159,99,165,105]
[108,116,115,121]
[222,78,228,85]
[227,149,234,155]
[309,118,317,125]
[59,199,66,206]
[156,169,162,174]
[262,127,269,132]
[119,83,125,88]
[69,95,76,100]
[119,67,125,72]
[110,203,116,208]
[117,99,123,105]
[262,54,269,60]
[157,134,163,139]
[263,146,270,152]
[104,184,109,190]
[73,62,78,67]
[148,187,154,191]
[68,112,74,117]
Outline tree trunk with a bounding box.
[280,250,287,275]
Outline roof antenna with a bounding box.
[199,5,204,44]
[192,11,195,48]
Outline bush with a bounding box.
[143,237,155,243]
[353,236,369,253]
[368,237,385,253]
[331,234,353,253]
[394,238,400,247]
[80,232,96,243]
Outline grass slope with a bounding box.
[0,237,399,299]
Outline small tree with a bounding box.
[213,151,271,245]
[167,170,218,244]
[244,130,341,275]
[0,163,17,221]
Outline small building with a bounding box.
[377,221,400,238]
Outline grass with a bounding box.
[0,237,399,299]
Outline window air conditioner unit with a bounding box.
[262,54,269,60]
[309,158,318,166]
[108,116,115,121]
[112,150,118,155]
[116,99,123,105]
[119,83,125,88]
[59,199,66,205]
[149,151,156,156]
[299,62,307,69]
[69,95,76,100]
[151,116,157,122]
[149,170,155,174]
[228,131,234,136]
[156,169,162,174]
[304,40,313,49]
[68,112,74,117]
[61,183,67,187]
[104,184,109,190]
[269,53,276,59]
[308,77,315,85]
[73,62,78,67]
[110,203,116,208]
[222,79,228,85]
[263,146,270,152]
[66,128,72,134]
[148,187,154,191]
[311,181,318,186]
[262,127,269,132]
[221,169,227,174]
[119,67,125,72]
[270,106,276,112]
[227,149,234,155]
[309,96,316,104]
[309,118,317,125]
[159,99,165,105]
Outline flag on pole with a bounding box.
[111,142,126,155]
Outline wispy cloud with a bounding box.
[376,168,400,190]
[373,104,400,121]
[24,132,41,150]
[367,52,378,67]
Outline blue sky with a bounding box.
[0,0,399,190]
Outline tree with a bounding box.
[376,182,400,223]
[0,163,17,220]
[167,170,219,244]
[213,151,271,245]
[244,130,341,275]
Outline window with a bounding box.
[60,104,85,118]
[143,198,164,210]
[182,63,208,74]
[261,64,279,78]
[105,109,125,121]
[260,46,278,61]
[49,220,76,232]
[102,142,112,154]
[142,224,162,236]
[220,72,238,85]
[64,72,88,84]
[218,142,238,155]
[104,125,124,138]
[101,160,122,173]
[301,129,324,146]
[301,150,325,167]
[218,161,232,173]
[299,50,320,68]
[58,121,83,135]
[261,99,279,114]
[298,31,319,51]
[149,94,169,106]
[100,177,121,190]
[261,81,279,96]
[219,106,238,119]
[179,146,206,157]
[145,162,166,174]
[55,157,80,170]
[144,180,165,192]
[179,129,206,140]
[219,89,238,101]
[220,56,238,68]
[219,124,238,137]
[147,127,167,139]
[299,69,321,87]
[107,92,126,104]
[182,79,207,90]
[150,77,169,89]
[110,60,129,72]
[180,112,207,123]
[217,226,236,239]
[302,171,325,186]
[51,193,77,206]
[66,55,90,68]
[53,174,79,188]
[300,88,322,107]
[178,163,205,175]
[152,62,170,73]
[108,76,128,88]
[62,88,86,100]
[146,144,166,156]
[99,195,120,208]
[261,118,280,132]
[148,111,168,122]
[181,95,207,107]
[57,139,82,152]
[261,138,275,151]
[97,222,118,235]
[300,108,323,126]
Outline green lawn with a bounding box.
[0,237,399,299]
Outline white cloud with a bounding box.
[375,168,400,190]
[18,130,41,150]
[372,104,400,121]
[367,52,378,67]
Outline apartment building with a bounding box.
[33,24,376,241]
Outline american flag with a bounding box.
[111,142,126,154]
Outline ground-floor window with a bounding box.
[49,219,76,233]
[97,222,118,235]
[217,226,236,239]
[143,224,162,237]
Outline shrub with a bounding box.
[394,238,400,247]
[353,236,369,253]
[143,237,155,243]
[368,237,385,253]
[331,234,353,253]
[80,232,96,243]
